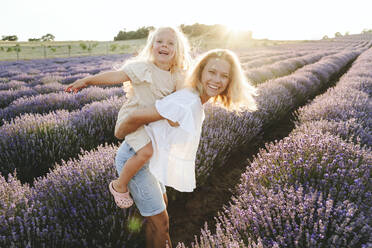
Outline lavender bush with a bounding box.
[182,129,371,247]
[242,51,307,69]
[0,144,142,247]
[0,96,126,183]
[245,51,334,84]
[33,82,65,94]
[0,87,38,108]
[0,80,27,91]
[0,86,124,124]
[296,48,372,147]
[0,54,131,87]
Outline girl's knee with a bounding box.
[137,143,153,160]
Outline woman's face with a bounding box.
[152,29,177,67]
[201,58,231,97]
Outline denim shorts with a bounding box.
[115,141,166,217]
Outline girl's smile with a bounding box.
[152,29,176,70]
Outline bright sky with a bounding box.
[2,0,371,41]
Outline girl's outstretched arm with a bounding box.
[65,71,130,93]
[115,106,179,139]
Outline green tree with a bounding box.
[41,33,55,42]
[334,32,342,38]
[110,44,118,51]
[28,38,41,42]
[80,43,87,50]
[114,26,154,41]
[2,35,18,41]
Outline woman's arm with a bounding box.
[65,70,130,93]
[115,106,163,139]
[115,106,179,139]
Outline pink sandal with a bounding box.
[109,181,134,208]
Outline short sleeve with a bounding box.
[173,70,186,90]
[122,61,152,85]
[155,89,202,134]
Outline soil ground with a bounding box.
[168,112,296,246]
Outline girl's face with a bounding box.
[152,29,177,67]
[201,58,231,98]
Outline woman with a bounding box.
[115,49,258,248]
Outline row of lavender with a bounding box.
[180,48,372,248]
[0,45,354,182]
[0,96,126,182]
[238,39,367,62]
[0,54,131,85]
[0,86,124,125]
[245,51,336,84]
[0,48,362,183]
[0,48,367,246]
[240,40,367,72]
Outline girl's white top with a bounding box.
[144,88,205,192]
[115,61,183,152]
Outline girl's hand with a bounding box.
[65,78,88,93]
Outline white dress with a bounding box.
[144,88,205,192]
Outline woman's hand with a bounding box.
[167,119,179,127]
[65,78,88,93]
[115,106,164,139]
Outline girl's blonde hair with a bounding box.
[126,26,192,73]
[186,49,258,111]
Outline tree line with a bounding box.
[1,33,55,42]
[113,23,252,41]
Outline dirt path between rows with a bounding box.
[168,112,296,246]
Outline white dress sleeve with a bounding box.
[122,61,152,85]
[144,89,204,192]
[155,89,199,134]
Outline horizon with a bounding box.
[3,0,372,42]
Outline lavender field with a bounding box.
[1,35,371,247]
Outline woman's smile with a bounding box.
[201,58,231,98]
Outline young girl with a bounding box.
[65,26,191,208]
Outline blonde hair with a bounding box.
[123,26,192,73]
[186,49,258,111]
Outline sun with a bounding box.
[218,24,253,46]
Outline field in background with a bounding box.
[0,39,146,60]
[0,35,304,61]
